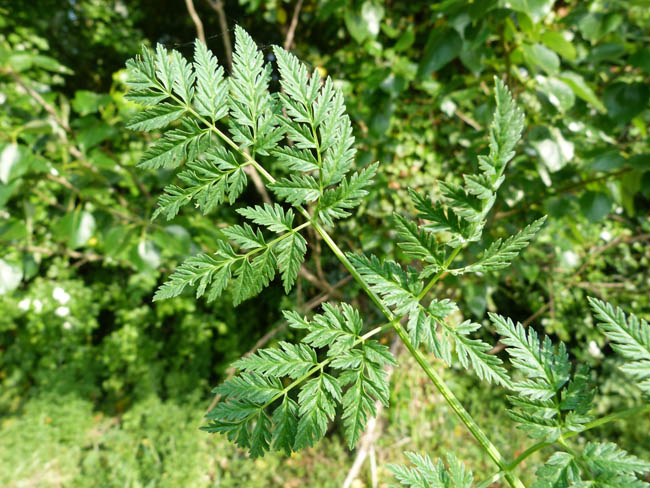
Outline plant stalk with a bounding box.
[507,403,650,470]
[184,95,524,488]
[310,220,526,488]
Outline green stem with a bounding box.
[310,220,525,488]
[507,404,650,470]
[182,94,523,488]
[418,246,462,299]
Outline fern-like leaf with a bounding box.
[192,39,228,122]
[317,163,378,226]
[153,245,237,302]
[338,340,395,448]
[126,103,185,131]
[582,442,650,476]
[237,203,294,233]
[447,321,512,387]
[394,213,445,277]
[138,119,209,169]
[588,298,650,395]
[294,373,341,450]
[275,231,307,293]
[490,313,570,400]
[233,342,317,379]
[389,452,474,488]
[456,217,547,274]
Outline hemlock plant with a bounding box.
[125,27,650,488]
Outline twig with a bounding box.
[342,336,401,488]
[2,67,71,133]
[22,245,104,263]
[575,233,650,278]
[284,0,304,50]
[299,266,342,298]
[489,301,552,355]
[243,165,272,203]
[205,0,232,70]
[185,0,206,43]
[495,168,632,220]
[455,109,482,131]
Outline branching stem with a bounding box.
[174,86,524,488]
[506,404,650,470]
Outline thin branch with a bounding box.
[495,168,632,220]
[243,164,272,203]
[2,67,71,133]
[299,265,343,298]
[204,0,232,71]
[455,109,482,131]
[284,0,304,51]
[185,0,206,43]
[575,233,650,277]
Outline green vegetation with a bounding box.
[1,1,649,486]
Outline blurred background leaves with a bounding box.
[0,0,649,486]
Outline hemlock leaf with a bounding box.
[137,119,209,169]
[446,320,512,387]
[272,396,299,455]
[389,452,474,488]
[228,26,280,155]
[237,203,294,233]
[320,113,356,187]
[153,247,236,301]
[193,39,228,122]
[126,103,185,131]
[125,46,163,101]
[317,163,378,226]
[409,188,473,243]
[222,223,266,250]
[294,374,340,450]
[250,409,272,458]
[482,78,526,181]
[456,217,547,274]
[490,313,570,400]
[348,253,422,316]
[394,213,444,276]
[275,231,307,293]
[534,451,581,488]
[273,46,314,115]
[170,49,195,104]
[270,174,321,205]
[273,146,319,173]
[233,342,317,379]
[284,302,363,352]
[589,298,650,394]
[582,442,650,476]
[214,373,283,404]
[152,147,248,220]
[154,44,175,93]
[338,344,392,448]
[231,249,276,305]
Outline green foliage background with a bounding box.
[1,0,649,486]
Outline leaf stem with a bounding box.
[506,404,650,470]
[310,220,525,488]
[418,246,462,299]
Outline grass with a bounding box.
[0,347,557,487]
